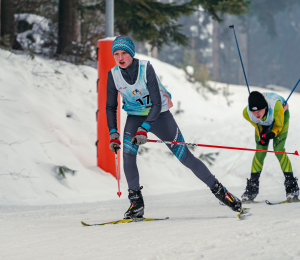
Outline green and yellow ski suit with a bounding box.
[243,100,292,173]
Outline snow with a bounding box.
[186,65,194,76]
[1,49,300,259]
[15,14,52,52]
[2,190,300,260]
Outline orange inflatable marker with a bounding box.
[97,38,120,178]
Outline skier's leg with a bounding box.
[242,130,269,201]
[150,111,242,212]
[273,110,292,173]
[123,115,143,191]
[150,111,217,188]
[252,130,269,173]
[123,115,145,218]
[273,110,299,200]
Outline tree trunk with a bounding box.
[152,46,158,58]
[73,7,81,43]
[57,0,76,54]
[0,0,1,37]
[1,0,14,47]
[212,19,220,82]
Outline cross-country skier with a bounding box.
[106,36,242,219]
[241,91,299,202]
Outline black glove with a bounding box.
[259,132,275,146]
[109,132,121,152]
[260,127,269,135]
[131,127,148,145]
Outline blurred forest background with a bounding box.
[1,0,300,90]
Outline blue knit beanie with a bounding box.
[112,36,135,58]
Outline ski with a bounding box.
[219,203,251,219]
[237,208,250,219]
[242,200,265,204]
[265,199,300,205]
[81,217,169,226]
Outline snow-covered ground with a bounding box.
[1,189,300,260]
[1,49,300,259]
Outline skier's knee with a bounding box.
[172,144,187,163]
[123,133,139,156]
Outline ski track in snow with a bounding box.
[1,188,300,260]
[1,49,300,259]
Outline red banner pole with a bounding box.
[147,139,299,156]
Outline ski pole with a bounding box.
[229,25,250,94]
[230,25,300,144]
[147,139,299,156]
[283,78,300,106]
[114,145,122,198]
[229,24,264,143]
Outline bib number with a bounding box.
[136,95,150,106]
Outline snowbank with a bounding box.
[1,49,299,205]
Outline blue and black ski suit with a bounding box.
[106,58,218,191]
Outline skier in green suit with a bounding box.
[241,91,299,202]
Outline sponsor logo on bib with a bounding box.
[132,89,142,95]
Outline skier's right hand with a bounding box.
[259,132,275,146]
[109,132,121,153]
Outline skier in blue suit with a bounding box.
[106,36,242,219]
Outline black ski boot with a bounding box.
[124,186,144,219]
[284,173,299,201]
[211,181,242,212]
[241,178,259,202]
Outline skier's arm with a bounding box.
[243,107,262,136]
[140,62,162,131]
[106,71,119,134]
[271,100,285,136]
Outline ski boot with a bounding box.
[241,178,259,202]
[284,173,299,201]
[211,181,242,212]
[124,186,144,219]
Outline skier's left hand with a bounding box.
[131,127,148,145]
[259,132,275,145]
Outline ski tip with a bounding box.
[237,208,250,219]
[117,192,122,198]
[295,150,299,156]
[229,25,234,29]
[81,221,89,226]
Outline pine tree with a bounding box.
[188,0,251,21]
[113,0,251,50]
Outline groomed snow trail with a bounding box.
[1,187,300,260]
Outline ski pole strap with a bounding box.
[147,139,299,156]
[134,131,147,137]
[111,139,121,145]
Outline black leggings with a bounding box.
[123,111,217,190]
